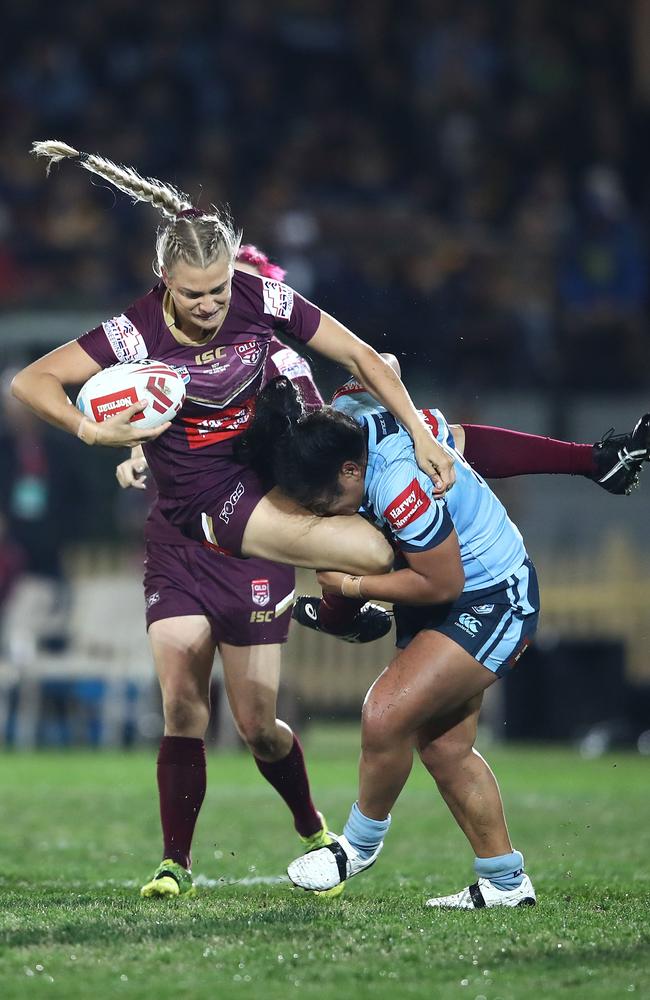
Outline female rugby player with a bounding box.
[235,375,541,908]
[11,141,454,897]
[292,354,650,639]
[115,247,385,899]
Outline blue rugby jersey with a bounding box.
[331,381,527,591]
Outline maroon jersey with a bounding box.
[78,270,321,506]
[141,336,324,547]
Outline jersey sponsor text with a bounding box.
[262,277,294,320]
[182,401,255,449]
[384,479,431,530]
[91,388,145,422]
[101,315,148,363]
[219,481,245,524]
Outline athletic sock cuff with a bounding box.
[344,801,391,854]
[473,850,524,880]
[157,736,206,766]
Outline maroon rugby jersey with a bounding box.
[142,336,324,546]
[78,270,321,508]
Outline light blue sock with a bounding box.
[343,801,391,859]
[473,850,524,891]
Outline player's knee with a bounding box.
[364,533,394,575]
[162,689,209,735]
[419,735,472,781]
[361,698,398,753]
[236,716,282,758]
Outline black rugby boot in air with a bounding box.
[592,413,650,495]
[292,596,392,644]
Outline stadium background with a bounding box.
[0,0,649,751]
[2,6,650,1000]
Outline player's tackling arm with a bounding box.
[317,531,465,606]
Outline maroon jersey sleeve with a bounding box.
[77,293,156,368]
[265,337,324,412]
[256,275,321,344]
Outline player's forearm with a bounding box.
[11,368,85,437]
[345,566,463,606]
[351,346,430,442]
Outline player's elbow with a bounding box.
[442,565,465,603]
[10,367,32,405]
[379,353,401,378]
[423,566,465,605]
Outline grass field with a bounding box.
[1,725,649,1000]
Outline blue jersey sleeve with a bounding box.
[370,458,454,552]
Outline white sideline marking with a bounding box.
[195,873,289,888]
[8,874,290,891]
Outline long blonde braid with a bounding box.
[31,140,242,274]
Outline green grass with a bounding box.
[1,726,649,999]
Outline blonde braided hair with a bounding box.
[31,140,242,276]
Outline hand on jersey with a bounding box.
[87,401,171,449]
[413,426,456,496]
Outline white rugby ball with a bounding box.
[76,359,186,429]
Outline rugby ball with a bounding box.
[76,359,186,429]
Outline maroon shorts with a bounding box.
[159,465,266,557]
[143,537,295,647]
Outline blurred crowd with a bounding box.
[1,0,649,397]
[1,0,649,745]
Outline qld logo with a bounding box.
[235,341,263,367]
[251,579,270,607]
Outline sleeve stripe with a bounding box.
[406,502,444,542]
[399,509,454,552]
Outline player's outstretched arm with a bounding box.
[309,315,455,496]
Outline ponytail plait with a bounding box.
[31,140,193,217]
[233,377,304,488]
[236,377,367,510]
[31,138,242,273]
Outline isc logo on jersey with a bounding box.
[384,479,431,530]
[262,278,294,320]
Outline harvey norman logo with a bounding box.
[383,478,431,531]
[91,388,144,422]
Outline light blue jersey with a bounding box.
[332,381,527,591]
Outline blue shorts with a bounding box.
[394,558,539,676]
